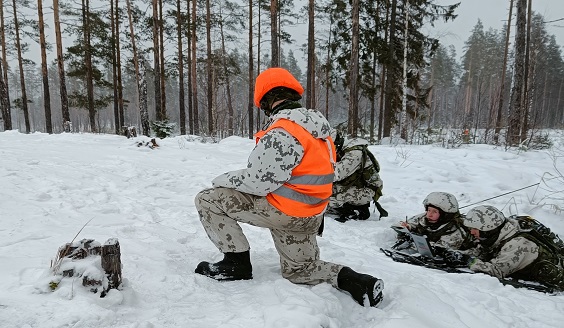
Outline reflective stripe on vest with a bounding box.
[255,118,336,217]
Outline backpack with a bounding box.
[504,215,564,290]
[337,144,388,217]
[511,215,564,256]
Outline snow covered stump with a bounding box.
[51,238,122,297]
[101,238,122,296]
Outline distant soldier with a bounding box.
[328,132,386,222]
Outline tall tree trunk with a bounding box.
[116,0,125,129]
[191,0,199,134]
[152,0,163,121]
[206,0,213,136]
[369,55,377,142]
[378,3,389,141]
[140,58,149,134]
[38,0,52,133]
[558,79,563,125]
[158,0,166,120]
[12,0,31,133]
[270,0,279,67]
[324,10,332,120]
[383,0,398,138]
[0,59,8,130]
[0,0,11,130]
[427,60,435,131]
[53,0,70,131]
[509,0,527,146]
[305,0,315,109]
[218,11,234,136]
[177,0,186,135]
[256,2,262,132]
[125,0,149,136]
[185,0,193,135]
[494,0,513,144]
[400,0,409,140]
[111,0,120,134]
[247,0,254,139]
[83,0,96,132]
[463,57,473,128]
[348,0,360,137]
[378,64,386,141]
[521,0,533,141]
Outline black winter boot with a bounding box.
[337,266,384,307]
[195,251,253,281]
[336,203,371,222]
[356,203,371,220]
[334,203,356,223]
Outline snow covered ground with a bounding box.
[1,130,563,328]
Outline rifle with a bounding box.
[390,225,414,251]
[380,247,558,294]
[498,278,556,294]
[380,248,469,274]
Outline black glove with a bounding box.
[432,246,448,258]
[443,250,473,267]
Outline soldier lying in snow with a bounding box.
[444,205,564,291]
[441,205,564,291]
[392,192,473,251]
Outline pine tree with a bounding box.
[12,0,31,133]
[53,0,70,132]
[0,0,11,130]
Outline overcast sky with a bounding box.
[430,0,564,57]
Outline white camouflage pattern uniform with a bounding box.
[329,137,378,208]
[394,192,468,250]
[403,213,468,250]
[466,206,539,279]
[195,106,344,286]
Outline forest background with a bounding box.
[0,0,563,148]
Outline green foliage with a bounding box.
[12,97,32,110]
[68,92,112,111]
[49,280,59,291]
[151,120,176,139]
[527,133,553,150]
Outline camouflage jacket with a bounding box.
[469,219,539,279]
[334,138,370,182]
[330,138,375,207]
[404,213,470,250]
[211,107,333,197]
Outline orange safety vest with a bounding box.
[254,118,336,218]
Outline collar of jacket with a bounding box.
[267,100,302,116]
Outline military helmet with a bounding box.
[253,67,304,108]
[423,192,459,214]
[464,205,506,231]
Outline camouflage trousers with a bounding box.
[195,187,343,287]
[329,184,374,208]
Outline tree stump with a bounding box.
[52,238,122,297]
[101,238,122,295]
[122,126,137,138]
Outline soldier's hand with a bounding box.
[432,246,448,257]
[443,250,473,267]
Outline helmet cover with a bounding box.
[422,192,459,214]
[464,205,506,231]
